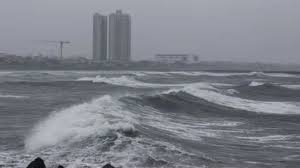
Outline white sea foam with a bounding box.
[77,75,190,88]
[0,94,27,98]
[169,71,262,77]
[25,95,137,151]
[77,75,163,88]
[142,113,217,140]
[169,83,300,114]
[249,71,300,78]
[167,71,299,78]
[22,99,205,167]
[132,102,243,141]
[142,71,172,76]
[78,75,233,90]
[248,81,265,87]
[225,89,240,95]
[75,71,298,78]
[0,71,13,76]
[247,71,266,76]
[237,135,297,143]
[167,71,243,77]
[248,82,300,89]
[262,73,298,78]
[281,84,300,90]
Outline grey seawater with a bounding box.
[0,71,299,168]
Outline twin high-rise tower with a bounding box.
[93,13,107,62]
[93,10,131,63]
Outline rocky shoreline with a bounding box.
[26,157,115,168]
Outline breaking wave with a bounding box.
[25,95,137,151]
[2,70,300,168]
[166,83,300,115]
[77,75,187,88]
[23,95,215,167]
[77,75,155,88]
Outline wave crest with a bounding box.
[77,75,189,88]
[248,81,265,87]
[25,95,137,151]
[167,83,300,115]
[77,75,161,88]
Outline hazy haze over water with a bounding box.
[0,0,299,63]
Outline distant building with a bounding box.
[155,54,199,64]
[109,10,131,62]
[93,13,108,62]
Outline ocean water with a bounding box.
[0,70,299,168]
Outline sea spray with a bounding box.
[25,95,137,151]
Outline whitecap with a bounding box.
[169,83,300,115]
[0,94,28,98]
[248,81,265,87]
[281,84,300,90]
[77,75,190,88]
[25,95,137,151]
[237,135,297,143]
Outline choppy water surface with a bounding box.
[0,71,299,168]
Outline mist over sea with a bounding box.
[0,70,299,168]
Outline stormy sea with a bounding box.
[0,71,299,168]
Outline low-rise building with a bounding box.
[155,54,199,64]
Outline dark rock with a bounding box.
[26,157,46,168]
[57,165,64,168]
[122,128,139,137]
[102,163,115,168]
[144,157,168,167]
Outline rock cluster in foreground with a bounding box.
[26,157,115,168]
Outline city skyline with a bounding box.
[0,0,299,63]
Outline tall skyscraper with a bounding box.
[109,10,131,62]
[93,13,107,62]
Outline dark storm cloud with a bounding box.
[0,0,299,63]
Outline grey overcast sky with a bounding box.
[0,0,299,63]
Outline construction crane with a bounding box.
[41,40,70,60]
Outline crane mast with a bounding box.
[40,40,70,60]
[58,41,70,60]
